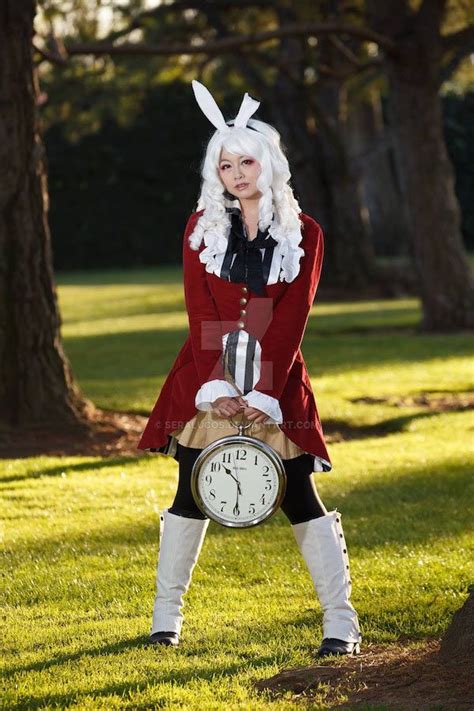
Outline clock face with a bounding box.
[191,438,285,527]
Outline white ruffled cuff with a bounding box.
[243,390,283,424]
[195,379,240,411]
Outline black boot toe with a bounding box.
[149,631,179,647]
[317,637,360,657]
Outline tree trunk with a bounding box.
[346,88,412,257]
[0,1,95,431]
[368,0,474,330]
[273,6,379,291]
[312,31,381,290]
[270,7,330,228]
[387,63,474,330]
[439,586,474,661]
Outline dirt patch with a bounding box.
[1,409,382,458]
[254,638,474,709]
[0,408,147,459]
[352,391,474,413]
[1,389,472,459]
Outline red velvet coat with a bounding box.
[137,209,332,471]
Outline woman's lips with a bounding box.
[235,183,249,190]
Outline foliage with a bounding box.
[34,1,474,266]
[44,82,474,270]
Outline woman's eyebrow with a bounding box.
[219,156,248,163]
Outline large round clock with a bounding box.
[190,420,287,528]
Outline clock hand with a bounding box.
[223,465,240,488]
[231,451,243,497]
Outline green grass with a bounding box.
[2,266,473,710]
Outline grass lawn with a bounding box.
[2,266,473,710]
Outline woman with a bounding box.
[137,80,361,656]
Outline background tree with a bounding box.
[1,0,472,438]
[0,0,95,432]
[44,0,473,326]
[366,0,474,328]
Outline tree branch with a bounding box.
[61,21,397,60]
[33,41,67,66]
[441,24,474,52]
[418,0,447,30]
[103,0,275,45]
[33,33,68,66]
[328,34,376,68]
[439,40,474,84]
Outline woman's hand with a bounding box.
[241,405,270,424]
[211,395,247,419]
[211,395,270,424]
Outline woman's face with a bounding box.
[218,148,262,201]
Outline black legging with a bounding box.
[168,443,327,524]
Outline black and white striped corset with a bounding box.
[221,328,262,396]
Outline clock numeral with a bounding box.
[222,452,232,463]
[254,454,258,465]
[248,503,256,515]
[210,462,221,472]
[236,449,247,460]
[262,466,269,474]
[260,493,266,505]
[220,500,227,512]
[205,474,213,485]
[264,481,272,491]
[233,504,240,516]
[209,489,216,500]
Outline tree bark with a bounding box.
[368,0,474,330]
[273,5,378,291]
[346,88,412,257]
[270,27,330,229]
[439,586,474,661]
[0,1,95,430]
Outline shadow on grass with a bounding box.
[3,463,472,556]
[61,311,474,384]
[323,404,473,442]
[3,400,471,485]
[0,455,144,485]
[4,634,289,710]
[56,266,184,287]
[64,327,190,382]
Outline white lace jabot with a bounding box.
[188,205,305,285]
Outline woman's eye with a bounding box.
[220,160,253,169]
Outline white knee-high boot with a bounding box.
[291,510,361,647]
[150,508,209,639]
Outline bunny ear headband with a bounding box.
[191,79,261,132]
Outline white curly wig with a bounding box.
[188,117,305,283]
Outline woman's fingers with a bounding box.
[213,398,246,418]
[242,406,269,424]
[212,396,271,421]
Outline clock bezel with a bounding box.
[190,434,287,528]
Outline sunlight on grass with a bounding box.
[2,267,473,710]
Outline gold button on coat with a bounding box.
[241,286,248,293]
[237,321,245,329]
[240,309,247,317]
[239,297,247,305]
